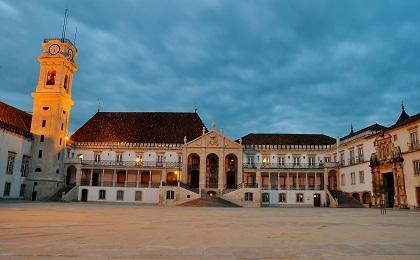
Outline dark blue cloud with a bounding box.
[0,0,419,139]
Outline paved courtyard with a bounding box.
[0,202,419,259]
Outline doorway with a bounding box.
[416,187,420,207]
[81,189,88,202]
[383,172,395,208]
[190,170,199,188]
[313,193,321,207]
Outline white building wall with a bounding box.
[78,186,160,203]
[0,130,32,199]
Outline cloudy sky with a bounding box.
[1,0,419,139]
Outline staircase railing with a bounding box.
[179,182,199,194]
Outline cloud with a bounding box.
[0,0,419,139]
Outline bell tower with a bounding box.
[26,38,77,200]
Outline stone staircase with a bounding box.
[179,192,240,207]
[330,190,363,208]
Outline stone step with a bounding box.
[179,196,240,207]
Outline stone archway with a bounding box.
[66,165,77,186]
[206,154,219,188]
[225,154,237,189]
[187,153,200,188]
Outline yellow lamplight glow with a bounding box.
[65,136,70,141]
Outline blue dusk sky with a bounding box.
[0,0,419,139]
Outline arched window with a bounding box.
[64,75,68,90]
[46,70,56,85]
[35,168,42,172]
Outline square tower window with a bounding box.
[46,70,56,85]
[64,75,69,90]
[42,120,46,127]
[38,150,43,158]
[40,135,44,142]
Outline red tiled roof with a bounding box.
[240,133,336,146]
[70,112,207,144]
[0,101,32,138]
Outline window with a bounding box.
[42,106,49,110]
[35,168,42,172]
[61,123,64,131]
[341,174,345,186]
[21,156,30,177]
[333,154,337,162]
[393,135,398,141]
[6,152,15,175]
[358,146,364,161]
[414,161,420,175]
[296,193,304,203]
[94,153,101,162]
[279,156,285,166]
[308,157,315,166]
[99,190,106,200]
[293,156,300,166]
[135,191,143,201]
[340,153,344,165]
[157,155,164,162]
[410,132,418,145]
[57,152,61,161]
[38,150,43,158]
[117,190,124,201]
[59,138,62,145]
[116,153,123,162]
[349,149,355,164]
[262,193,270,203]
[46,70,56,85]
[166,190,175,200]
[279,193,287,203]
[19,184,26,197]
[244,192,253,201]
[359,171,365,184]
[351,172,356,185]
[42,120,46,127]
[3,182,11,196]
[64,75,69,90]
[247,156,254,164]
[325,157,331,163]
[40,135,44,142]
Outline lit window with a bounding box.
[296,193,304,203]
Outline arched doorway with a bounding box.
[328,170,337,190]
[225,154,237,189]
[352,193,361,202]
[166,172,177,186]
[206,154,218,188]
[81,189,88,202]
[187,153,200,188]
[362,192,371,204]
[66,166,77,186]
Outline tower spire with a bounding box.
[401,101,405,112]
[61,8,69,42]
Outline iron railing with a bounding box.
[408,142,420,152]
[81,160,182,168]
[243,163,324,169]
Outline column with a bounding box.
[112,169,116,187]
[101,169,104,187]
[89,168,93,186]
[296,173,299,190]
[305,173,308,190]
[323,168,328,190]
[277,173,280,189]
[136,170,139,188]
[149,170,152,188]
[268,172,271,190]
[287,172,289,190]
[256,170,261,188]
[199,154,206,190]
[125,170,128,187]
[218,156,224,190]
[315,172,318,190]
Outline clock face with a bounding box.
[49,44,60,55]
[68,49,74,60]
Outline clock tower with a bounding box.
[26,38,77,200]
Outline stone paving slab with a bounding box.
[0,202,419,259]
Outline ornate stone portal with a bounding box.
[370,134,407,208]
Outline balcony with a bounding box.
[81,160,182,169]
[261,184,324,191]
[80,180,160,188]
[243,163,324,169]
[408,142,420,152]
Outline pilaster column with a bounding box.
[112,169,116,187]
[323,168,328,190]
[305,173,308,190]
[125,170,128,187]
[256,170,261,188]
[89,168,93,186]
[199,154,206,189]
[149,170,152,188]
[101,169,104,187]
[136,170,139,188]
